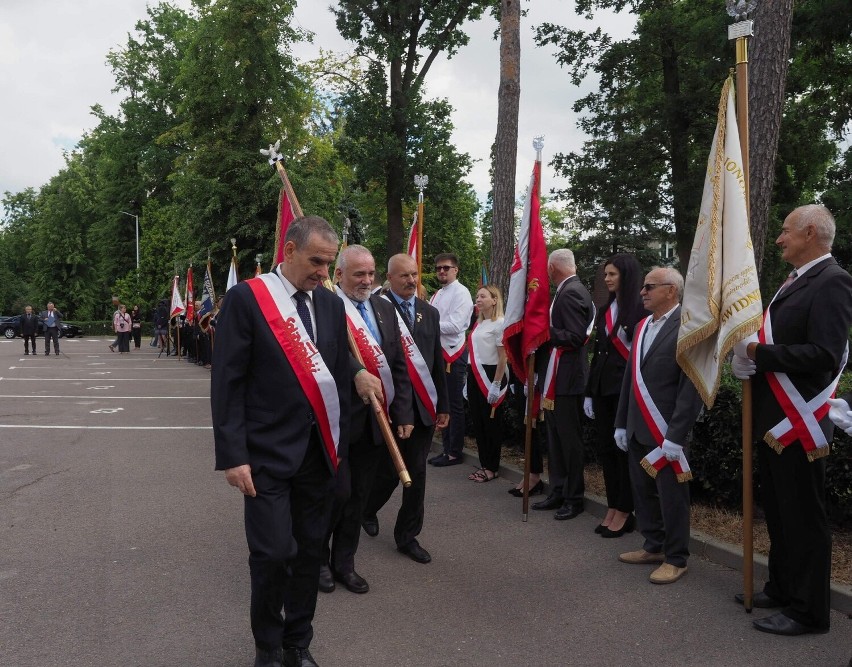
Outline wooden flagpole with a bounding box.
[728,1,755,612]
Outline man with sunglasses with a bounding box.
[614,267,703,585]
[428,253,473,467]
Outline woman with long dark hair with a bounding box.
[585,254,647,537]
[130,305,143,349]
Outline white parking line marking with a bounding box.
[90,407,124,414]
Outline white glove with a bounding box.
[731,354,756,379]
[523,373,538,398]
[487,381,501,405]
[614,428,628,452]
[827,398,852,432]
[583,397,595,419]
[462,381,468,401]
[733,333,759,358]
[661,439,683,462]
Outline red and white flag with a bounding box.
[502,156,551,385]
[273,187,297,266]
[407,211,418,261]
[185,266,195,322]
[169,275,185,319]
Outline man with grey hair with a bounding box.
[614,265,702,585]
[532,248,594,520]
[733,204,852,635]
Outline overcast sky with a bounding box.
[0,1,635,214]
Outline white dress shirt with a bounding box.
[430,279,473,352]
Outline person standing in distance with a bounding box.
[19,305,38,355]
[427,253,473,467]
[40,302,63,356]
[732,204,852,636]
[211,215,354,667]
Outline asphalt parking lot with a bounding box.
[0,337,849,666]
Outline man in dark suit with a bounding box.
[532,248,594,520]
[614,266,703,585]
[733,204,852,635]
[362,253,449,565]
[321,245,414,595]
[212,216,357,667]
[19,305,38,355]
[39,302,62,356]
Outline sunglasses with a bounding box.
[435,265,456,272]
[641,283,673,292]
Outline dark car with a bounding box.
[0,315,82,340]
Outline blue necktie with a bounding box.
[357,301,381,343]
[293,291,314,342]
[400,300,414,332]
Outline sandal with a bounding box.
[468,468,485,481]
[471,469,498,483]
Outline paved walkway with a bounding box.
[0,338,849,666]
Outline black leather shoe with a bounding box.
[283,647,319,667]
[554,503,584,520]
[432,455,463,467]
[255,647,284,667]
[752,612,829,636]
[531,494,563,511]
[334,570,369,594]
[318,564,335,593]
[508,480,545,497]
[734,591,783,609]
[428,453,448,465]
[397,541,432,563]
[601,513,635,538]
[362,516,379,537]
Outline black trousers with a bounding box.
[117,331,130,352]
[627,437,690,568]
[441,354,468,457]
[364,421,433,548]
[544,394,585,505]
[467,366,503,472]
[324,430,382,574]
[131,326,142,348]
[758,440,831,629]
[593,394,633,513]
[23,333,37,353]
[44,327,60,354]
[245,434,334,651]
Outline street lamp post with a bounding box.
[119,211,140,270]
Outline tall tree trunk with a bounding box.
[491,0,520,299]
[661,37,692,272]
[387,55,406,258]
[748,1,794,275]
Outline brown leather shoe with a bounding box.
[649,563,688,584]
[618,549,665,565]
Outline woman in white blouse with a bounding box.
[466,285,508,482]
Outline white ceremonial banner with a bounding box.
[676,77,762,408]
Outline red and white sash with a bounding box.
[632,316,692,483]
[440,340,466,371]
[468,321,509,408]
[382,295,439,420]
[542,303,596,410]
[247,274,341,468]
[759,304,847,461]
[335,287,395,414]
[605,301,631,361]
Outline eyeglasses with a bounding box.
[641,283,673,292]
[435,265,456,272]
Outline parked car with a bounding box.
[0,315,82,339]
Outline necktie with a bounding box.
[357,301,380,343]
[778,269,798,294]
[293,291,315,342]
[400,301,414,331]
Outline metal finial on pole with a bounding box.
[414,174,428,297]
[533,136,545,162]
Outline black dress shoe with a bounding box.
[554,503,584,520]
[508,480,545,497]
[734,591,783,609]
[432,455,463,467]
[334,570,369,594]
[752,612,829,636]
[362,516,379,537]
[397,540,432,563]
[594,523,607,534]
[318,564,335,593]
[283,647,319,667]
[428,453,448,465]
[255,647,284,667]
[531,494,563,511]
[601,513,635,538]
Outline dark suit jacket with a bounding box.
[388,294,449,427]
[615,306,703,447]
[39,309,62,327]
[586,301,647,397]
[752,257,852,443]
[348,294,414,446]
[537,275,593,396]
[19,312,39,336]
[211,280,351,476]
